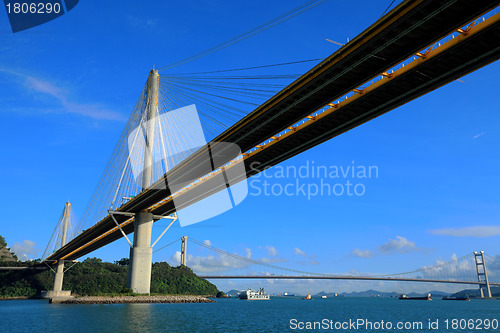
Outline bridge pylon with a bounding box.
[127,69,159,295]
[474,251,492,298]
[42,202,73,301]
[181,236,188,266]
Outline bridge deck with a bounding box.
[149,10,500,218]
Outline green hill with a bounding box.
[0,257,219,297]
[0,235,17,262]
[0,234,218,297]
[451,287,500,298]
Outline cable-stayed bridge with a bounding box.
[36,0,500,295]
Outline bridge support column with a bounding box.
[53,260,65,292]
[128,211,153,294]
[181,236,188,266]
[42,202,73,302]
[127,69,159,295]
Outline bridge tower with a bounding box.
[127,69,159,294]
[42,202,72,301]
[474,251,492,298]
[53,202,71,293]
[181,236,188,266]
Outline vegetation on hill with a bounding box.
[0,235,17,262]
[0,234,218,297]
[0,257,219,297]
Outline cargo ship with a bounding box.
[399,293,432,300]
[239,288,270,300]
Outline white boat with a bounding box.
[321,295,327,299]
[239,288,270,300]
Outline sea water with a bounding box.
[0,297,499,332]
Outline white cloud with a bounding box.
[1,69,124,121]
[203,240,212,246]
[378,236,418,254]
[351,248,374,258]
[169,251,253,273]
[293,247,319,265]
[170,250,181,265]
[25,76,66,98]
[348,236,420,259]
[294,247,306,256]
[126,16,159,29]
[265,245,278,257]
[261,257,288,264]
[25,76,124,121]
[167,245,289,274]
[487,255,500,277]
[429,226,500,238]
[473,132,485,139]
[416,253,488,281]
[11,240,40,261]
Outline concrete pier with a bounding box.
[43,202,73,302]
[128,211,154,294]
[52,259,65,293]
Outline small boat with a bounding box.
[321,295,327,299]
[399,293,432,300]
[442,295,470,301]
[303,293,313,300]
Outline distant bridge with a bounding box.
[182,239,498,297]
[198,275,500,286]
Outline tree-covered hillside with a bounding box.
[0,257,219,297]
[0,234,218,297]
[451,287,500,298]
[0,235,17,262]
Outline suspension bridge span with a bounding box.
[176,238,497,298]
[41,0,500,295]
[198,276,499,286]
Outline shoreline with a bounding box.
[60,295,216,304]
[0,296,41,300]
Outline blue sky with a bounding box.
[1,1,499,294]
